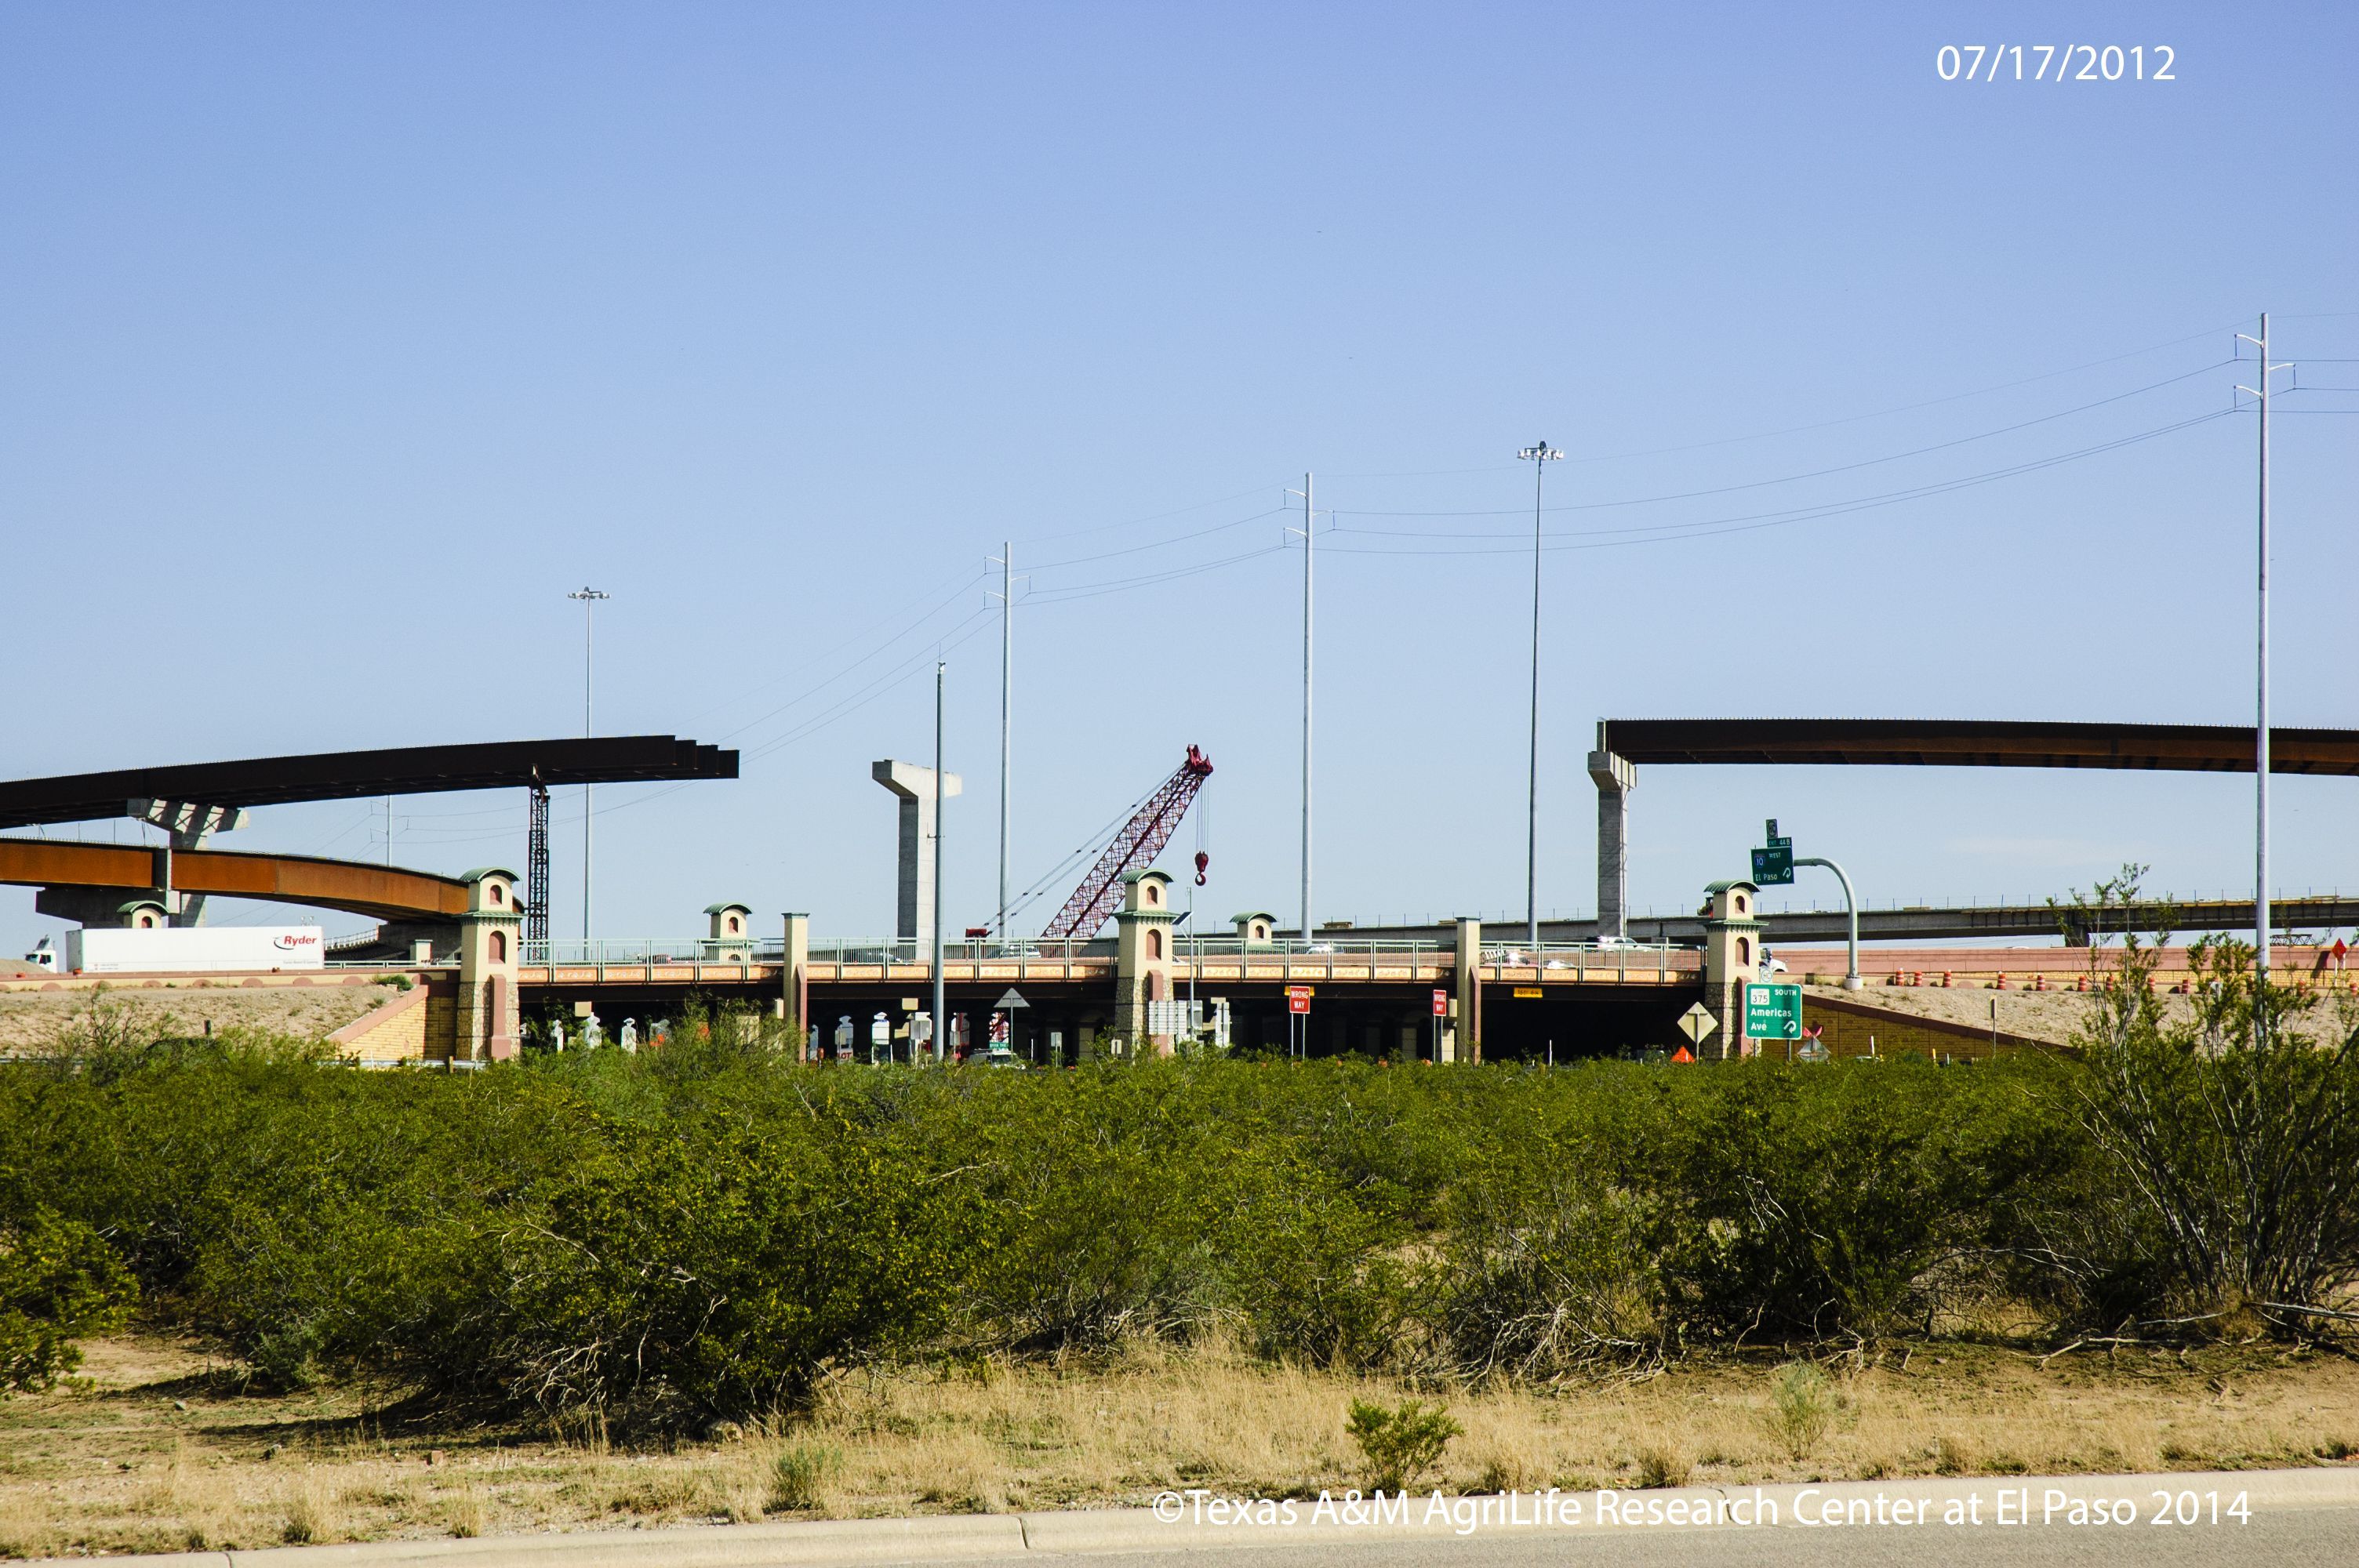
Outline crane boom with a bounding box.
[1041,746,1214,940]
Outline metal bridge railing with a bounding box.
[518,935,1696,972]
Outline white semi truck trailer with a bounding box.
[64,926,326,975]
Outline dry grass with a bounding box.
[2,1334,2356,1556]
[0,984,389,1051]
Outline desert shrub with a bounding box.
[0,1203,136,1392]
[768,1442,842,1512]
[1655,1056,2073,1341]
[1427,1079,1667,1375]
[1432,1178,1662,1377]
[0,1021,2208,1417]
[2066,934,2359,1334]
[1762,1360,1837,1457]
[403,1108,998,1427]
[955,1065,1240,1349]
[1223,1153,1409,1369]
[1345,1397,1459,1491]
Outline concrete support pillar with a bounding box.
[872,760,962,946]
[1452,916,1483,1064]
[130,798,250,928]
[781,911,810,1047]
[1587,740,1636,942]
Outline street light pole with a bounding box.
[932,659,947,1062]
[2236,315,2291,1001]
[1794,855,1862,989]
[566,587,609,946]
[1289,474,1315,943]
[1518,441,1562,950]
[998,542,1012,946]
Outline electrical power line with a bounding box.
[1325,408,2234,555]
[1332,360,2231,521]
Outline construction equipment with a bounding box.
[1040,746,1214,940]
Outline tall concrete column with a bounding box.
[872,760,962,945]
[1586,739,1636,942]
[1452,916,1483,1064]
[780,911,809,1043]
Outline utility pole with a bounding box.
[2237,317,2291,992]
[1289,474,1315,943]
[998,542,1012,945]
[567,587,609,945]
[1518,441,1562,949]
[932,659,947,1062]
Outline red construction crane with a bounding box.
[1040,746,1214,940]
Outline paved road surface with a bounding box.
[1072,1511,2349,1568]
[60,1468,2358,1567]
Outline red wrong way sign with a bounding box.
[1287,985,1313,1014]
[1431,988,1448,1017]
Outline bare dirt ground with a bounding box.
[0,984,395,1052]
[3,1334,2354,1558]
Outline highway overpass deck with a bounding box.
[1324,895,2359,949]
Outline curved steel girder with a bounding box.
[0,838,471,922]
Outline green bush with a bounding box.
[1656,1057,2075,1341]
[0,1205,136,1392]
[768,1442,842,1512]
[1762,1360,1837,1457]
[2066,935,2359,1334]
[15,989,2339,1426]
[1345,1397,1460,1491]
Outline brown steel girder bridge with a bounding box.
[1583,717,2359,942]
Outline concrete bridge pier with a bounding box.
[1587,736,1635,943]
[1452,916,1481,1063]
[871,760,961,945]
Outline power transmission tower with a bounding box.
[525,775,551,962]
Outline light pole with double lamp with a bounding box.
[1517,442,1561,950]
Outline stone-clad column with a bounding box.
[456,867,522,1062]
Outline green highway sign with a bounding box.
[1751,843,1794,884]
[1744,982,1804,1040]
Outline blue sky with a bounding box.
[2,2,2354,950]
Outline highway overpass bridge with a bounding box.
[1584,717,2359,940]
[9,717,2357,1065]
[1323,893,2359,949]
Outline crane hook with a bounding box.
[1194,850,1209,886]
